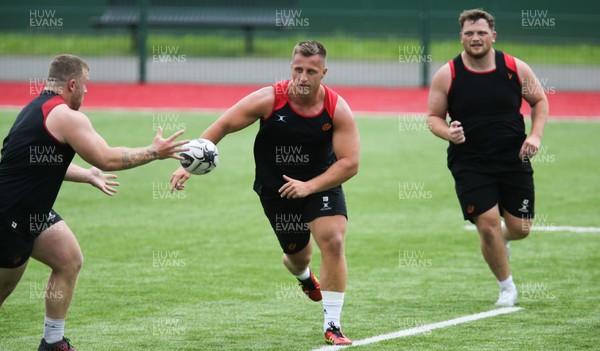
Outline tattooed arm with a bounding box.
[117,146,159,170]
[45,105,188,171]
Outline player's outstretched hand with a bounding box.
[449,120,466,144]
[88,166,119,196]
[152,128,189,160]
[170,166,191,192]
[279,175,313,199]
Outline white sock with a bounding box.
[43,316,65,344]
[295,267,310,281]
[498,275,515,291]
[322,291,344,332]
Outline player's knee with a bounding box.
[71,253,83,274]
[319,232,345,257]
[519,224,531,238]
[477,223,502,243]
[506,220,531,239]
[57,252,83,278]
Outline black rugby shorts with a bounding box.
[259,186,347,254]
[0,209,63,268]
[450,160,535,222]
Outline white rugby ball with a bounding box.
[179,138,219,175]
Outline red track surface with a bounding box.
[0,82,598,118]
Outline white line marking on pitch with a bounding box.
[311,307,522,351]
[464,224,600,233]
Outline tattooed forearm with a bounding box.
[120,147,158,170]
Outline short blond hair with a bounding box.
[292,41,327,60]
[458,9,495,31]
[48,54,89,83]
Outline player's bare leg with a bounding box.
[310,216,347,292]
[502,210,532,241]
[284,239,322,302]
[310,215,352,345]
[282,240,313,276]
[0,261,29,308]
[474,205,517,306]
[31,220,82,349]
[474,205,509,280]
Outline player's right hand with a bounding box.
[449,120,466,144]
[152,128,189,160]
[170,166,191,192]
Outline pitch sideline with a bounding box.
[311,307,523,351]
[464,224,600,233]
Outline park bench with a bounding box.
[92,0,297,53]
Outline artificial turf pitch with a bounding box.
[0,109,598,350]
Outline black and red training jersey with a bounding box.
[0,91,75,234]
[253,80,338,198]
[447,50,525,167]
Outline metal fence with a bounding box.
[1,2,599,90]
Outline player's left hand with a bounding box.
[279,175,313,199]
[170,166,191,192]
[88,166,119,196]
[519,135,541,161]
